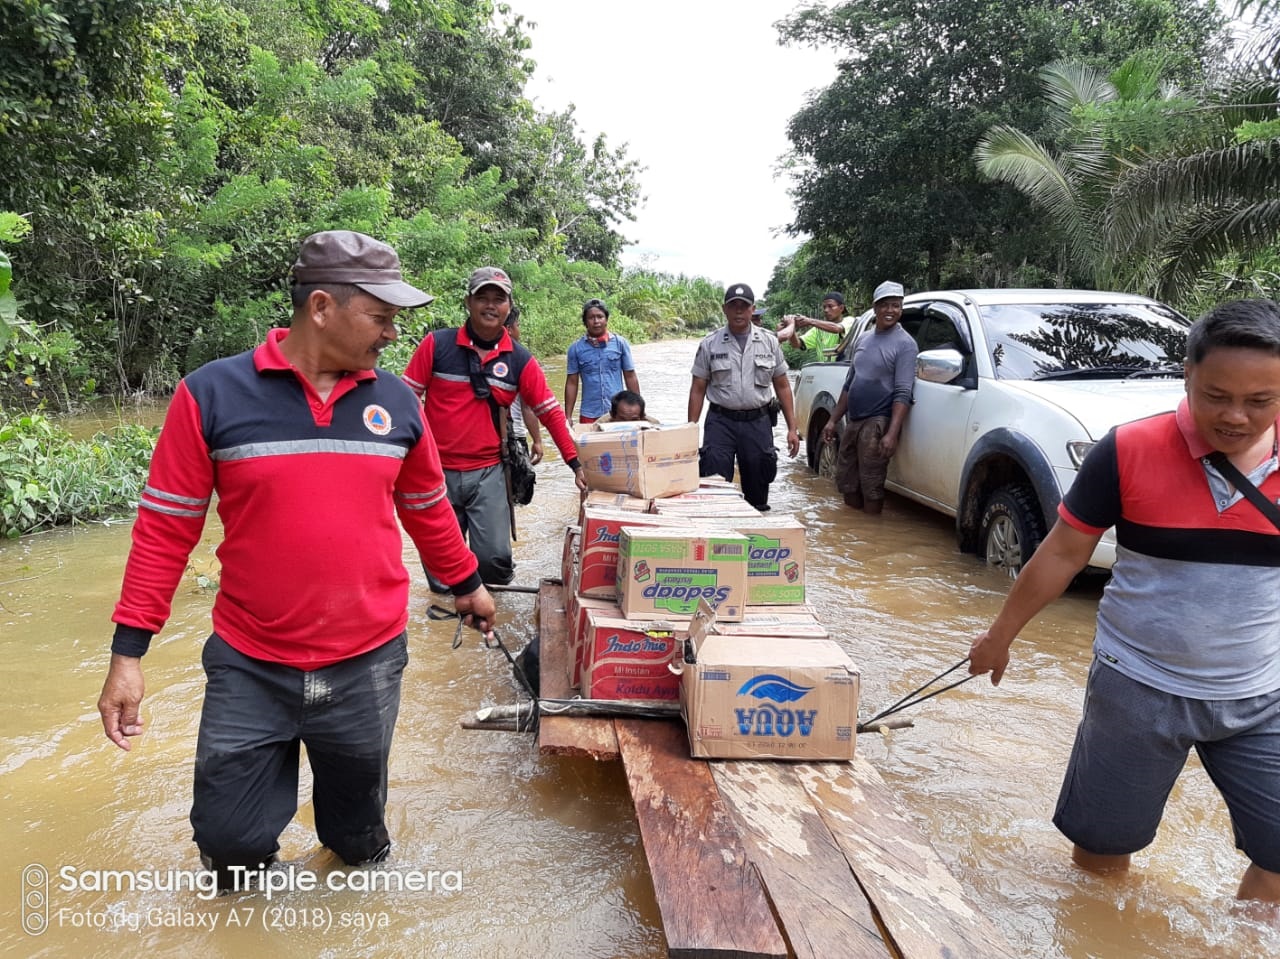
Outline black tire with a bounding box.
[978,484,1046,578]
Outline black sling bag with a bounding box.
[1206,450,1280,533]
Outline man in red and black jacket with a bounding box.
[97,231,496,891]
[403,266,586,587]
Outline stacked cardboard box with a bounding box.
[673,601,860,761]
[556,469,844,732]
[576,422,701,498]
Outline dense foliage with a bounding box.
[767,0,1280,313]
[0,412,157,537]
[0,0,719,412]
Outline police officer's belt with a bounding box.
[709,403,769,422]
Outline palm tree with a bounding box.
[975,53,1209,290]
[1104,14,1280,300]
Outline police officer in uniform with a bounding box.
[688,283,799,511]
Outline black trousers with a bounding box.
[699,409,778,509]
[191,632,407,879]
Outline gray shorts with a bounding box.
[1054,657,1280,872]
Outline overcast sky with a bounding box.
[511,1,837,295]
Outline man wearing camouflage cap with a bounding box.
[403,266,586,588]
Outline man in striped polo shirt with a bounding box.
[969,298,1280,906]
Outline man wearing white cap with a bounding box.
[821,281,917,514]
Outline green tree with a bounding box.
[775,0,1229,295]
[1103,11,1280,300]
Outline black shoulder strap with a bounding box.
[1206,451,1280,533]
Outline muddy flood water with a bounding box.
[2,338,1278,958]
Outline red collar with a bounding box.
[585,331,611,345]
[1175,395,1280,459]
[252,328,376,382]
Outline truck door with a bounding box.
[887,302,979,512]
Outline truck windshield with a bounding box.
[980,302,1189,381]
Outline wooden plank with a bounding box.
[536,582,619,760]
[711,762,895,959]
[795,759,1019,959]
[616,718,788,959]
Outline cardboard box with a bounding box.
[581,610,683,702]
[576,422,700,499]
[701,606,828,639]
[561,525,580,586]
[579,506,689,598]
[616,527,749,622]
[658,487,747,503]
[579,490,652,526]
[673,603,859,760]
[726,516,807,605]
[650,498,764,519]
[568,596,626,688]
[679,636,859,760]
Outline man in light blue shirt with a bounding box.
[565,298,639,424]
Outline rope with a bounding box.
[857,657,976,731]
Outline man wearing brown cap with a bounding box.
[97,230,496,890]
[403,266,586,588]
[688,282,800,511]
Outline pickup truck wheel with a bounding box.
[979,484,1045,578]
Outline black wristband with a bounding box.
[111,624,153,658]
[450,571,484,597]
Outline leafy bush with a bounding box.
[0,413,157,537]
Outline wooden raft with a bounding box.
[536,582,1018,959]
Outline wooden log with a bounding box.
[459,718,520,732]
[795,759,1019,959]
[536,582,620,760]
[711,762,895,958]
[616,718,788,959]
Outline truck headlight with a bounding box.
[1067,441,1095,468]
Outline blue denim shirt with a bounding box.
[566,334,635,418]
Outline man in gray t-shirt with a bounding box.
[820,281,917,513]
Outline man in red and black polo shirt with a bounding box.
[97,231,496,890]
[969,298,1280,907]
[403,267,586,588]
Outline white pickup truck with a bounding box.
[792,289,1191,574]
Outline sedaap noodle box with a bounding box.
[723,515,807,605]
[616,526,749,622]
